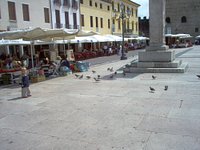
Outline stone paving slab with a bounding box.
[0,46,200,149]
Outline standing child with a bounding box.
[21,67,31,98]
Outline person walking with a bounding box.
[21,67,31,98]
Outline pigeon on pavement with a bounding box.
[110,67,114,72]
[92,70,96,73]
[75,74,80,78]
[149,86,155,92]
[79,74,83,79]
[94,77,100,82]
[196,75,200,78]
[164,85,168,91]
[86,76,91,79]
[152,75,157,80]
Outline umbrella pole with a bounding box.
[30,41,34,68]
[63,38,66,56]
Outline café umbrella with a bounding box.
[0,27,79,68]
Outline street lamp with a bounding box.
[119,2,131,60]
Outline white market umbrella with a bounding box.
[0,27,78,68]
[104,34,122,41]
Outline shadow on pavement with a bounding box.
[7,97,23,101]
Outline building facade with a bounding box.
[80,0,140,37]
[166,0,200,37]
[0,0,51,31]
[0,0,80,31]
[139,17,149,37]
[50,0,80,29]
[111,0,140,37]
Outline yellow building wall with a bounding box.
[80,0,139,37]
[80,0,112,35]
[111,0,139,36]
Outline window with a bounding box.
[72,0,78,10]
[166,17,171,23]
[73,13,77,29]
[65,11,69,28]
[112,1,114,10]
[135,10,138,17]
[107,6,110,11]
[135,22,138,31]
[0,6,1,19]
[118,19,121,30]
[8,1,16,21]
[96,17,98,28]
[181,16,187,23]
[112,19,115,25]
[108,19,110,29]
[100,18,103,28]
[132,21,134,30]
[80,0,83,4]
[132,8,133,16]
[44,8,50,23]
[81,14,84,27]
[100,3,102,9]
[90,16,93,27]
[89,0,92,6]
[55,10,61,28]
[95,2,97,8]
[195,27,199,33]
[22,4,30,21]
[63,0,70,7]
[118,3,120,12]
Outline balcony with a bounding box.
[100,0,112,4]
[55,23,63,28]
[125,29,133,34]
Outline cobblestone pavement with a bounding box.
[0,46,200,150]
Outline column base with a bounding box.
[124,50,188,73]
[138,50,175,62]
[124,60,188,73]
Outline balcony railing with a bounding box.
[125,29,133,34]
[55,23,63,28]
[100,0,112,4]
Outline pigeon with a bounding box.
[94,77,100,82]
[149,86,155,92]
[164,85,168,91]
[79,74,83,79]
[107,68,110,71]
[110,67,114,72]
[92,70,96,73]
[152,75,157,80]
[75,74,80,78]
[114,72,117,75]
[86,76,91,79]
[196,75,200,79]
[97,75,101,79]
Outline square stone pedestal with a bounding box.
[124,50,188,73]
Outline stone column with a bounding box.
[124,0,188,73]
[147,0,168,51]
[138,0,175,62]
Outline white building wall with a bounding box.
[0,0,51,31]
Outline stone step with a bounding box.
[124,62,188,73]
